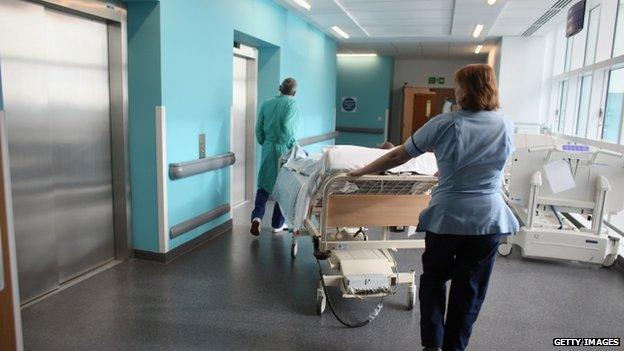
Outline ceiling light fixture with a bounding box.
[475,45,483,54]
[332,0,370,37]
[337,53,378,57]
[331,26,350,39]
[486,0,497,5]
[472,24,484,38]
[292,0,311,11]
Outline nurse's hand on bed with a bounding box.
[347,145,412,177]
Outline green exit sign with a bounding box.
[428,76,445,85]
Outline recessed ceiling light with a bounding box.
[292,0,311,11]
[475,45,483,54]
[337,53,377,57]
[331,26,350,39]
[472,24,484,38]
[486,0,497,5]
[332,0,370,37]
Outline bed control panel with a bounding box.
[344,274,391,296]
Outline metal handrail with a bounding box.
[336,126,384,135]
[169,204,231,239]
[169,129,340,180]
[603,220,624,236]
[169,152,235,180]
[298,131,339,146]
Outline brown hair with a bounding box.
[454,64,499,111]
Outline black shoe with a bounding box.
[422,347,442,351]
[250,220,261,236]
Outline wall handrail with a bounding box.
[603,220,624,237]
[298,131,339,146]
[169,130,340,180]
[336,126,384,135]
[169,152,236,180]
[169,204,231,239]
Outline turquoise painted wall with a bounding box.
[153,0,337,250]
[336,56,393,147]
[127,1,162,251]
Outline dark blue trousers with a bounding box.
[420,232,501,351]
[251,189,285,229]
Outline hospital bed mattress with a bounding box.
[272,145,438,230]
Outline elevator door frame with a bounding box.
[3,0,132,261]
[232,45,258,209]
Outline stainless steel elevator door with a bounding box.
[232,56,248,207]
[0,0,57,302]
[45,8,114,283]
[0,0,114,302]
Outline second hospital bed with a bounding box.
[272,145,438,325]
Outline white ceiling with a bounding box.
[274,0,573,59]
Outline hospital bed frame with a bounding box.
[293,173,437,316]
[500,144,622,267]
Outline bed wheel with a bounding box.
[602,254,617,268]
[291,240,298,258]
[497,243,513,257]
[407,283,416,311]
[316,283,326,315]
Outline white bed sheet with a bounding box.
[273,145,438,230]
[320,145,437,176]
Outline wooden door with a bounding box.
[411,93,435,136]
[401,87,456,142]
[0,112,18,351]
[431,88,456,116]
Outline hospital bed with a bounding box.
[273,145,437,326]
[500,143,623,266]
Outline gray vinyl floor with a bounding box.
[21,219,624,350]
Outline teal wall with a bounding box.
[127,0,337,252]
[127,1,162,251]
[336,56,393,147]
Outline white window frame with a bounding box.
[577,74,594,137]
[584,5,602,66]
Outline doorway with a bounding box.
[401,86,456,142]
[231,45,258,210]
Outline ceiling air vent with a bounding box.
[522,0,574,36]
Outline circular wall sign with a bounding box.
[341,97,357,112]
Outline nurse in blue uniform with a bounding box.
[349,64,519,351]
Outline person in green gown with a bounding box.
[250,78,299,236]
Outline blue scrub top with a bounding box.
[404,110,519,236]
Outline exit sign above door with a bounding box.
[428,77,445,85]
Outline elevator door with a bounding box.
[231,49,257,209]
[0,0,114,302]
[232,56,248,207]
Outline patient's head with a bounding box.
[379,141,395,149]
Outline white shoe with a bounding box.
[272,224,288,233]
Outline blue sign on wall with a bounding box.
[341,97,357,112]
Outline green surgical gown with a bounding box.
[256,95,299,193]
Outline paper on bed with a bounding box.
[543,159,576,194]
